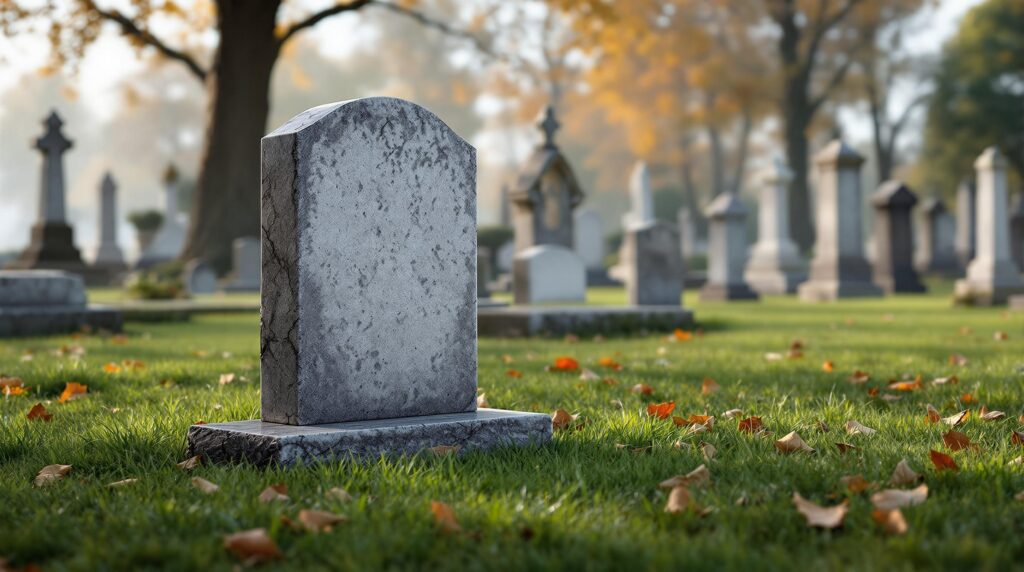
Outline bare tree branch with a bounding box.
[276,0,374,48]
[86,1,207,81]
[372,1,493,57]
[809,54,856,115]
[802,0,865,77]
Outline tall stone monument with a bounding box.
[187,97,550,464]
[621,161,655,229]
[92,172,127,281]
[137,164,187,268]
[700,193,758,301]
[954,147,1024,305]
[1010,192,1024,272]
[744,157,806,294]
[6,111,91,279]
[797,140,883,301]
[871,181,925,293]
[915,195,959,275]
[954,178,976,268]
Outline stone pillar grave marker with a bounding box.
[916,196,959,275]
[744,157,806,294]
[870,181,925,293]
[700,193,758,301]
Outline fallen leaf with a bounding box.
[223,529,281,564]
[111,334,128,344]
[431,500,461,533]
[597,357,622,370]
[0,376,25,389]
[816,420,830,432]
[107,478,138,488]
[792,493,847,529]
[949,353,968,366]
[659,464,711,489]
[822,361,834,373]
[890,459,923,486]
[980,409,1005,421]
[579,368,600,381]
[775,431,814,454]
[993,331,1009,341]
[881,393,902,402]
[1013,430,1024,445]
[501,354,514,364]
[840,474,871,494]
[505,369,523,378]
[177,455,202,471]
[764,352,784,362]
[872,509,908,535]
[701,442,716,460]
[846,420,876,436]
[34,464,72,487]
[631,383,653,395]
[738,416,763,434]
[121,359,145,371]
[1014,491,1024,501]
[887,377,922,391]
[102,362,121,374]
[647,401,676,419]
[551,409,579,431]
[327,487,352,502]
[943,410,969,426]
[931,375,959,386]
[27,403,52,421]
[836,443,857,454]
[848,370,871,384]
[258,483,289,503]
[664,486,692,513]
[929,449,959,471]
[870,484,928,510]
[218,373,236,385]
[550,357,579,372]
[673,329,692,341]
[925,404,941,424]
[701,378,720,395]
[297,509,347,532]
[428,444,461,457]
[942,430,977,451]
[476,393,489,408]
[722,408,744,419]
[192,477,219,494]
[58,382,88,403]
[960,393,976,404]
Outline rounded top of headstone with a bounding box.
[921,194,947,215]
[704,192,747,219]
[871,180,918,207]
[761,156,793,185]
[957,177,975,193]
[974,146,1006,170]
[814,139,864,168]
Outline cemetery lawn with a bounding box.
[2,283,1023,570]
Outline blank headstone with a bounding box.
[513,245,586,304]
[619,222,683,306]
[916,196,959,275]
[871,181,925,293]
[93,172,126,271]
[221,237,260,292]
[954,178,976,268]
[700,193,758,301]
[745,157,806,294]
[183,259,217,295]
[574,208,605,270]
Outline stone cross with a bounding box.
[35,111,73,224]
[93,173,125,267]
[188,97,549,464]
[622,161,655,230]
[1010,193,1024,272]
[744,157,806,294]
[954,178,976,268]
[915,196,958,275]
[797,140,882,301]
[955,147,1024,305]
[871,181,925,293]
[700,193,758,301]
[539,105,560,149]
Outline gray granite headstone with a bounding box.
[700,193,758,301]
[871,181,925,293]
[221,237,260,292]
[187,97,549,464]
[619,222,684,306]
[744,157,806,294]
[574,208,605,270]
[954,178,976,268]
[0,270,121,337]
[183,259,217,295]
[916,196,959,275]
[93,172,126,271]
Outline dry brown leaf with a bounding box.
[993,331,1009,341]
[631,383,654,395]
[949,353,968,366]
[836,443,858,454]
[792,493,847,529]
[890,459,922,486]
[431,500,461,533]
[297,509,347,532]
[846,420,876,436]
[942,430,977,451]
[701,442,716,461]
[872,509,908,535]
[1013,430,1024,445]
[258,483,289,503]
[929,449,959,471]
[775,431,814,454]
[27,403,52,422]
[659,464,711,490]
[816,420,830,433]
[579,369,600,381]
[870,484,928,510]
[840,474,871,494]
[34,464,72,487]
[1014,491,1024,502]
[664,485,692,514]
[177,455,201,471]
[476,393,489,408]
[925,404,941,424]
[932,375,959,386]
[551,409,579,431]
[738,416,763,434]
[722,408,744,419]
[943,410,969,426]
[327,487,353,502]
[701,378,720,395]
[848,370,871,384]
[191,477,219,494]
[218,373,236,385]
[223,528,281,564]
[107,478,137,488]
[822,360,834,373]
[980,410,1005,421]
[428,445,461,457]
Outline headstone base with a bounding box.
[478,305,693,337]
[744,270,807,295]
[0,305,122,337]
[699,283,759,302]
[798,280,883,302]
[186,408,551,466]
[953,281,1024,306]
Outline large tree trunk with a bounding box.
[181,0,281,272]
[777,1,815,252]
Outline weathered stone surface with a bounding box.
[221,237,260,292]
[187,409,551,466]
[0,270,86,307]
[183,259,217,295]
[0,305,122,337]
[955,178,976,268]
[701,193,758,302]
[93,172,126,272]
[259,97,477,426]
[745,158,806,294]
[137,164,187,269]
[619,222,684,306]
[574,208,605,270]
[916,196,959,275]
[871,181,925,293]
[512,245,586,304]
[478,305,693,337]
[798,140,882,302]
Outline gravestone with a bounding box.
[92,172,127,281]
[797,140,883,301]
[915,195,958,275]
[954,147,1024,305]
[619,222,683,306]
[1010,193,1024,272]
[871,181,925,293]
[477,248,492,300]
[187,97,550,464]
[6,111,95,282]
[621,161,655,229]
[498,183,511,227]
[183,259,217,295]
[677,207,696,260]
[0,270,122,337]
[700,193,758,301]
[220,237,260,292]
[954,178,976,268]
[513,245,586,304]
[574,208,605,270]
[137,164,187,268]
[744,157,806,294]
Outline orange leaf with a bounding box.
[738,416,762,434]
[102,362,121,373]
[59,382,88,403]
[647,401,675,419]
[551,357,579,372]
[430,500,461,533]
[551,409,578,431]
[673,329,692,341]
[223,529,282,564]
[929,449,959,471]
[701,377,720,395]
[887,377,922,391]
[631,383,653,395]
[664,486,692,513]
[3,384,27,396]
[960,393,975,403]
[597,357,622,370]
[505,369,523,378]
[872,509,908,535]
[942,430,976,452]
[840,474,870,493]
[925,404,941,424]
[1013,430,1024,445]
[822,361,834,373]
[27,403,52,421]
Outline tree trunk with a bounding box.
[181,0,282,272]
[730,109,753,194]
[777,1,815,252]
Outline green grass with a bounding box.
[2,285,1023,570]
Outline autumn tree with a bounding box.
[0,0,486,269]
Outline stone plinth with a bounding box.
[701,193,758,301]
[619,221,684,306]
[745,158,806,294]
[478,305,693,337]
[798,140,883,302]
[871,181,925,293]
[513,245,586,304]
